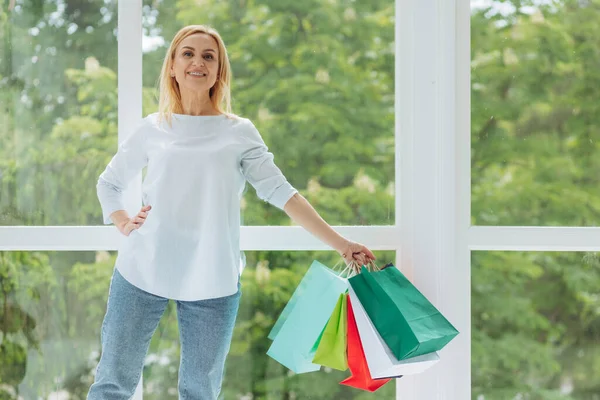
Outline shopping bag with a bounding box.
[340,295,392,392]
[349,264,459,361]
[268,264,312,340]
[312,292,348,371]
[267,260,348,373]
[268,259,349,340]
[348,285,440,378]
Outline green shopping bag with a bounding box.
[348,264,459,360]
[312,292,348,371]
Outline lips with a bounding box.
[187,71,207,77]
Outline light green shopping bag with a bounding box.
[312,292,348,371]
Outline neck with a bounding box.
[179,89,219,116]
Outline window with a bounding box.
[471,0,600,227]
[145,251,397,400]
[11,0,591,399]
[472,251,600,399]
[0,250,396,399]
[141,0,395,226]
[469,1,600,399]
[0,251,114,398]
[0,1,118,226]
[1,1,403,399]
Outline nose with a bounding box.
[192,56,205,67]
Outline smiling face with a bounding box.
[170,33,220,95]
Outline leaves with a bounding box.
[0,341,27,387]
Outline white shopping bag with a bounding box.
[348,286,440,378]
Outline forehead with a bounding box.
[178,33,219,53]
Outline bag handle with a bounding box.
[340,260,361,278]
[366,259,381,271]
[337,258,382,277]
[332,258,359,277]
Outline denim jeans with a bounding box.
[87,267,241,400]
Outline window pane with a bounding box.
[471,0,600,226]
[0,251,115,398]
[2,250,396,398]
[472,251,600,399]
[0,1,118,226]
[145,250,397,399]
[141,1,395,226]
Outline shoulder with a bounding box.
[139,112,177,136]
[119,114,156,147]
[224,114,262,138]
[219,114,263,143]
[142,112,163,130]
[144,112,160,123]
[222,113,255,130]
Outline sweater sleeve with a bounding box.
[240,120,298,210]
[97,119,149,224]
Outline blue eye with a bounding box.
[204,54,214,60]
[183,51,193,57]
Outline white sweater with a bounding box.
[97,113,297,300]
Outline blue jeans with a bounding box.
[87,268,241,400]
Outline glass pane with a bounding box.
[0,251,115,398]
[472,251,600,399]
[145,250,397,399]
[141,0,395,226]
[471,0,600,226]
[0,1,118,226]
[1,250,396,398]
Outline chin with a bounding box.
[184,83,214,92]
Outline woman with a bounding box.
[88,25,375,400]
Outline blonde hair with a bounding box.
[157,25,232,124]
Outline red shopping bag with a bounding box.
[340,295,391,392]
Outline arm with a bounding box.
[239,120,374,264]
[283,192,376,266]
[97,119,150,234]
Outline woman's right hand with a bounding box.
[116,205,152,236]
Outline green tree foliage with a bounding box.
[471,0,600,227]
[470,1,600,398]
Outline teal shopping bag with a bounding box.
[348,265,459,361]
[267,260,348,373]
[268,261,317,340]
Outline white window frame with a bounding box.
[2,0,599,398]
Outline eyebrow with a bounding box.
[181,46,217,53]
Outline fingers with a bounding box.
[135,205,152,221]
[340,242,376,267]
[350,248,376,267]
[345,251,366,267]
[362,246,377,260]
[354,252,369,267]
[351,244,376,265]
[124,216,146,235]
